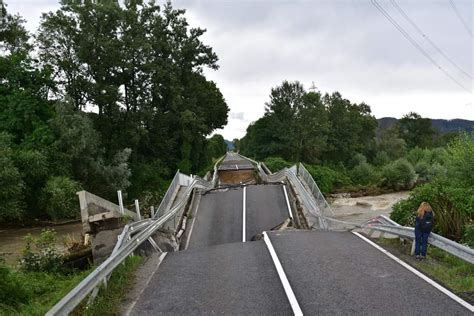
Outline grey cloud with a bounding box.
[8,0,474,139]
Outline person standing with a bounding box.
[414,202,434,260]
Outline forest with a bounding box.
[238,81,473,245]
[0,0,228,223]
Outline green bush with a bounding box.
[40,176,82,220]
[263,157,293,172]
[0,259,31,311]
[381,158,416,190]
[462,224,474,247]
[350,162,379,186]
[20,229,63,273]
[414,161,431,182]
[373,151,390,166]
[391,182,473,240]
[304,164,350,195]
[390,198,417,227]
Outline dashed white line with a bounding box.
[282,185,293,219]
[263,232,303,316]
[242,186,246,242]
[352,232,474,313]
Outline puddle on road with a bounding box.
[0,222,83,266]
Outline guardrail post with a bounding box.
[117,190,124,215]
[411,240,416,255]
[135,199,141,220]
[150,206,155,218]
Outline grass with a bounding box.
[80,255,142,316]
[0,256,142,316]
[0,267,93,316]
[377,238,474,297]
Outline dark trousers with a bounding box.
[415,229,430,256]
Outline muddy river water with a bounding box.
[0,222,83,266]
[329,191,410,223]
[0,191,410,266]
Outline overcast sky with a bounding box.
[6,0,474,140]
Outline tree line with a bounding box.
[0,0,228,222]
[238,80,473,244]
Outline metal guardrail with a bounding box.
[155,171,181,218]
[263,164,474,264]
[47,176,212,315]
[363,215,474,264]
[262,166,329,230]
[297,163,335,217]
[211,155,225,187]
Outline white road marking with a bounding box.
[242,186,246,242]
[184,193,202,249]
[125,252,167,315]
[352,232,474,313]
[282,185,293,219]
[263,232,303,316]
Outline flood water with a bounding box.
[0,222,83,266]
[329,191,410,224]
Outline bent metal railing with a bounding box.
[264,163,474,264]
[47,176,212,316]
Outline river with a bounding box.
[0,222,83,266]
[329,191,410,224]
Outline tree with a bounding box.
[0,133,25,221]
[377,126,407,160]
[207,134,227,160]
[397,112,437,149]
[323,92,377,164]
[38,0,228,174]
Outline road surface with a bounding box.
[128,230,470,315]
[186,184,290,248]
[218,152,254,171]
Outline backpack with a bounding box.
[421,211,434,233]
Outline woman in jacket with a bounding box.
[414,202,434,260]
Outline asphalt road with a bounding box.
[266,230,470,315]
[129,241,293,315]
[128,230,470,315]
[186,184,290,248]
[246,184,289,241]
[218,152,254,171]
[186,187,243,249]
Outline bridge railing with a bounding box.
[155,170,181,218]
[297,163,335,217]
[47,176,213,315]
[362,215,474,264]
[267,163,474,263]
[262,165,329,229]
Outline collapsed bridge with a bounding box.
[48,153,474,315]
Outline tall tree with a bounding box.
[397,112,436,149]
[37,0,228,175]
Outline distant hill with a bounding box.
[377,117,474,134]
[225,139,235,150]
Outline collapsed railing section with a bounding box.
[155,171,181,218]
[297,163,335,217]
[262,165,329,230]
[47,176,212,316]
[267,164,474,264]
